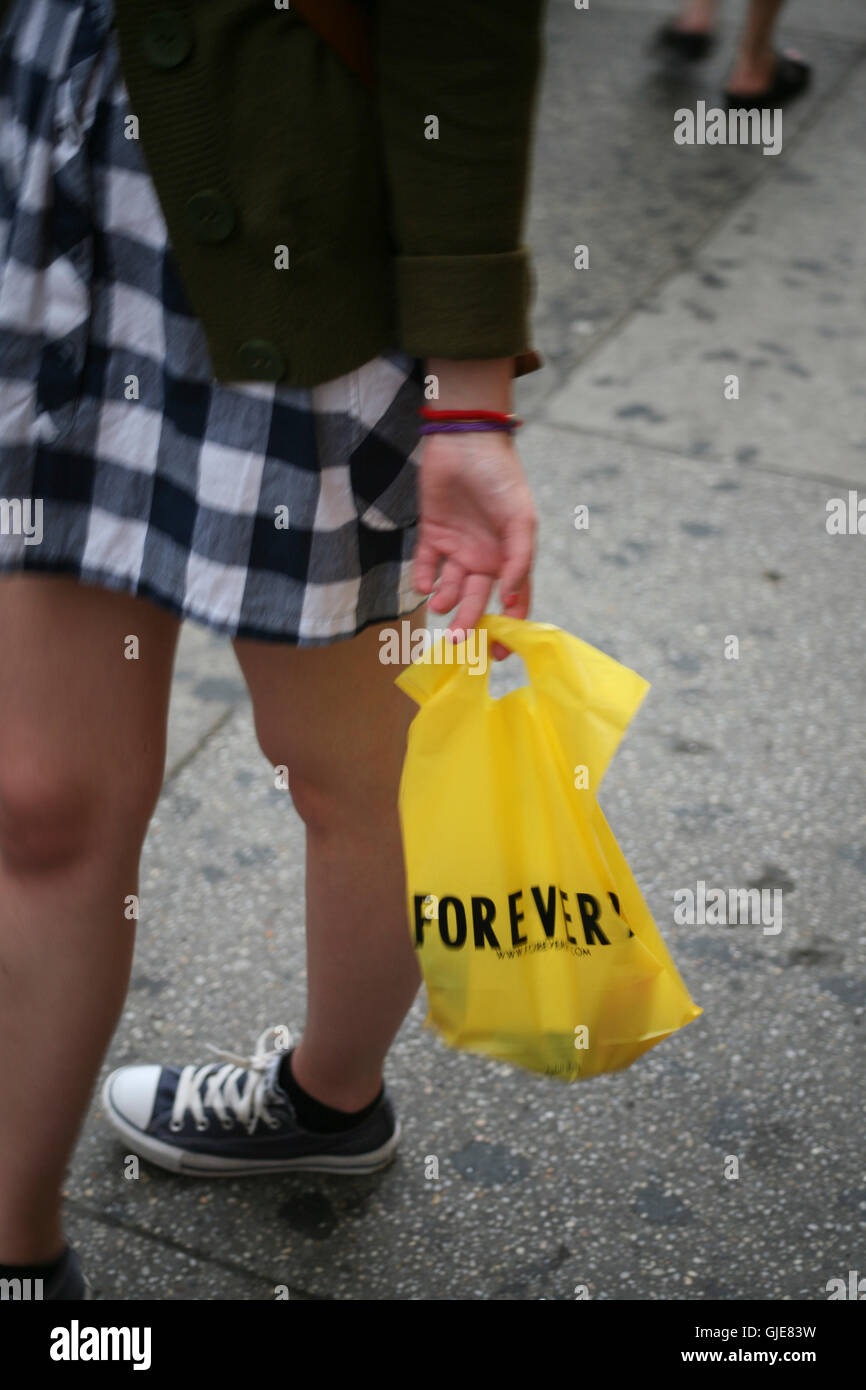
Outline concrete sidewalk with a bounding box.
[67,0,866,1299]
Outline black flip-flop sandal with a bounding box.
[654,21,717,63]
[724,52,811,109]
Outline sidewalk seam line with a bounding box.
[64,1198,327,1301]
[164,702,245,786]
[538,417,865,490]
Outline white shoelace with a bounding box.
[169,1025,292,1136]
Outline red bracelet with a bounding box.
[419,407,518,423]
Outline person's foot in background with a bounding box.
[655,0,720,61]
[722,0,810,107]
[655,0,810,107]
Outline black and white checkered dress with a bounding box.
[0,0,425,645]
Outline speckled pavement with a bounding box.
[63,0,865,1300]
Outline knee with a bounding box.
[251,718,339,835]
[285,769,347,838]
[0,752,162,874]
[286,762,402,840]
[254,719,404,839]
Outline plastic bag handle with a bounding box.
[396,615,565,708]
[479,614,563,684]
[480,617,651,742]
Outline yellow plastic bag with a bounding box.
[395,614,701,1080]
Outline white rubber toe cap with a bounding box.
[103,1065,162,1131]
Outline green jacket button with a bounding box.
[142,11,193,69]
[186,190,236,243]
[237,339,286,381]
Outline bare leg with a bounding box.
[727,0,787,94]
[671,0,720,34]
[233,612,424,1112]
[0,577,179,1262]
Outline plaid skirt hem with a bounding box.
[0,556,429,646]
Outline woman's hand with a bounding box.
[412,429,537,659]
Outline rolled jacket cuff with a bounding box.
[394,247,539,365]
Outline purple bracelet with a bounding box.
[418,421,517,435]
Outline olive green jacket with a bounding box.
[1,0,545,388]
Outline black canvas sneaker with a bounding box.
[101,1027,400,1176]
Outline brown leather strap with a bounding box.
[289,0,376,90]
